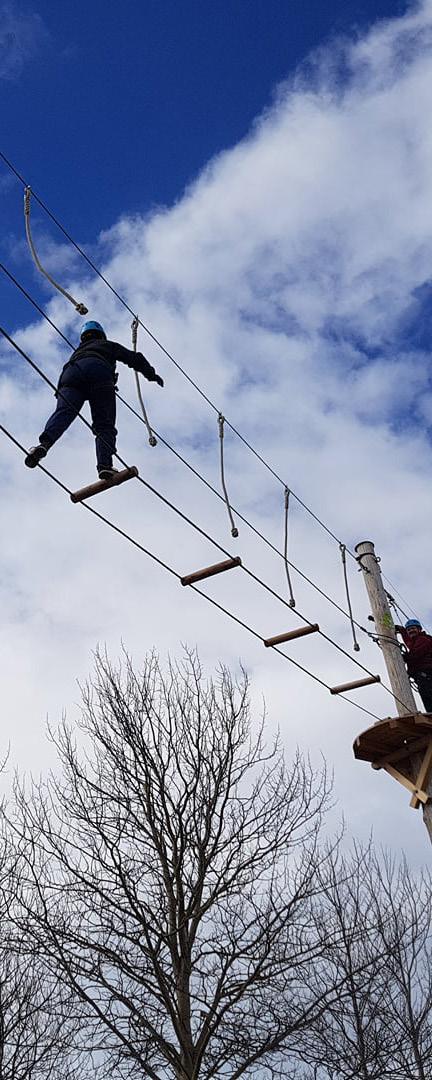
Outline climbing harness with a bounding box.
[131,317,157,447]
[218,414,238,538]
[340,543,360,652]
[283,487,296,608]
[24,188,88,315]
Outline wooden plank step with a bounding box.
[264,624,319,648]
[70,466,139,503]
[330,674,381,695]
[181,556,242,587]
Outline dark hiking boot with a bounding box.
[24,444,48,468]
[98,467,120,482]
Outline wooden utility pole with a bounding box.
[355,541,416,717]
[354,539,432,843]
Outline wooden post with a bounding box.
[355,539,432,842]
[355,541,416,717]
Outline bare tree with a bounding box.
[367,854,432,1080]
[0,811,91,1080]
[8,649,340,1080]
[296,846,432,1080]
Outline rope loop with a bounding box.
[283,487,296,608]
[218,414,238,538]
[24,187,88,315]
[340,543,360,651]
[131,316,157,447]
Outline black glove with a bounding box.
[154,373,164,388]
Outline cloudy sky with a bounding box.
[1,0,432,860]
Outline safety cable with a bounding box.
[6,149,431,631]
[0,419,383,724]
[24,187,88,316]
[217,414,238,539]
[0,326,388,678]
[385,592,406,626]
[383,583,418,623]
[0,148,368,565]
[0,324,417,716]
[340,544,360,653]
[283,487,296,608]
[0,260,377,643]
[131,316,157,447]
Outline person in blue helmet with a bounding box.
[24,321,164,480]
[394,619,432,712]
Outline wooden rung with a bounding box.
[264,624,319,648]
[330,675,381,695]
[70,466,139,503]
[180,556,242,587]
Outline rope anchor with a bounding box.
[218,414,238,538]
[24,187,88,315]
[131,316,157,447]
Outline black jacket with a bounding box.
[59,339,157,387]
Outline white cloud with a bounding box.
[2,1,432,859]
[0,3,47,80]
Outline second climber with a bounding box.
[395,619,432,713]
[24,321,164,480]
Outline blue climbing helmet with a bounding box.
[405,619,422,629]
[80,320,106,339]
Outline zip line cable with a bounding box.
[0,324,417,716]
[0,261,377,642]
[0,148,371,564]
[0,418,383,724]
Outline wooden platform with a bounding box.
[354,713,432,809]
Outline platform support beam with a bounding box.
[355,538,432,842]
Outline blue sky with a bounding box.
[1,0,407,328]
[3,0,432,859]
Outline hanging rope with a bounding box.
[340,543,360,652]
[218,414,238,538]
[131,316,157,447]
[283,487,296,608]
[24,188,88,315]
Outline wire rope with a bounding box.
[0,419,383,724]
[0,324,416,715]
[0,260,377,642]
[5,145,431,634]
[0,148,372,565]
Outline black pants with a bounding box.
[414,672,432,713]
[40,358,117,471]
